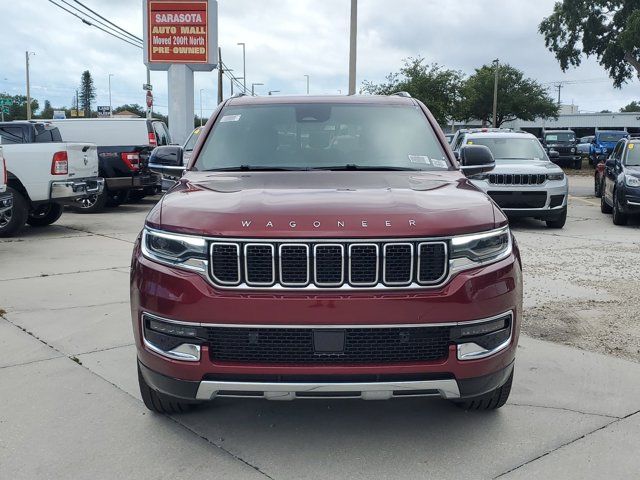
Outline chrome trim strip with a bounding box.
[209,242,241,286]
[416,241,449,285]
[140,310,513,330]
[195,378,461,401]
[627,200,640,206]
[382,243,413,286]
[244,243,276,286]
[457,312,513,360]
[278,243,310,287]
[140,314,201,362]
[348,243,379,287]
[313,244,345,287]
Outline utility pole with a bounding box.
[304,74,310,94]
[217,47,223,104]
[25,51,35,120]
[555,83,562,105]
[108,73,114,117]
[199,89,204,126]
[146,67,152,119]
[492,58,499,128]
[348,0,357,95]
[237,42,246,94]
[76,89,79,117]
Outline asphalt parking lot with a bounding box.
[1,174,639,479]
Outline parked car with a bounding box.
[132,94,521,414]
[450,127,511,153]
[0,121,103,237]
[463,131,568,228]
[588,130,629,167]
[577,135,594,159]
[541,129,581,169]
[600,136,640,225]
[150,126,203,191]
[0,146,12,218]
[444,133,454,144]
[49,118,166,212]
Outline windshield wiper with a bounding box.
[312,164,422,171]
[205,165,308,172]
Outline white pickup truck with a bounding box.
[0,146,12,218]
[0,121,104,237]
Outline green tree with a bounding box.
[459,64,559,127]
[113,103,146,117]
[361,57,465,125]
[41,99,54,119]
[620,100,640,112]
[0,94,38,121]
[539,1,640,87]
[78,70,96,117]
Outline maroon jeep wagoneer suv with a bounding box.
[131,94,522,413]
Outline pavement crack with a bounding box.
[0,266,131,282]
[0,354,64,370]
[75,343,135,356]
[508,402,620,419]
[6,300,129,314]
[60,225,135,244]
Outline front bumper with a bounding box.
[620,185,640,214]
[0,191,12,215]
[131,240,522,401]
[471,180,568,218]
[50,177,104,202]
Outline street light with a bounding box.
[199,88,204,126]
[304,74,310,94]
[108,74,114,117]
[231,76,244,96]
[237,42,246,94]
[268,90,280,96]
[25,51,35,120]
[251,83,263,96]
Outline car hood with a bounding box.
[150,170,503,238]
[491,160,561,174]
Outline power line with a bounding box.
[71,0,143,43]
[48,0,142,49]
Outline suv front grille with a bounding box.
[208,326,451,364]
[209,239,449,290]
[488,173,546,185]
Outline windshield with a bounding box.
[193,104,450,171]
[466,137,547,161]
[625,144,640,166]
[598,132,627,143]
[545,132,575,142]
[184,127,202,151]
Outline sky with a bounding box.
[0,0,637,117]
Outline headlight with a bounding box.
[571,147,576,153]
[602,147,607,153]
[547,172,565,181]
[625,175,640,187]
[450,227,512,272]
[141,227,208,272]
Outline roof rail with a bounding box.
[391,91,412,98]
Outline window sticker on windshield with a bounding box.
[408,155,430,164]
[467,140,474,144]
[220,114,241,123]
[629,144,635,150]
[431,159,447,168]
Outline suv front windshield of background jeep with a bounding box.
[545,132,575,142]
[625,144,640,166]
[193,104,450,171]
[598,132,627,143]
[467,137,548,161]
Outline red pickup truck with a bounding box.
[131,94,522,414]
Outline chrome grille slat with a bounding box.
[488,173,546,185]
[209,239,449,290]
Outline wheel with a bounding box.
[107,189,129,207]
[612,190,628,226]
[0,187,28,237]
[601,191,613,213]
[128,190,147,202]
[574,159,582,170]
[594,176,602,198]
[453,371,513,411]
[26,203,63,226]
[72,189,108,213]
[546,207,567,228]
[138,365,195,414]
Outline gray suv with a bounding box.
[458,131,569,228]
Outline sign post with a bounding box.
[143,0,218,144]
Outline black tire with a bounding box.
[138,365,195,414]
[128,190,147,202]
[107,189,128,207]
[72,189,108,214]
[612,190,628,226]
[574,159,582,170]
[601,191,613,214]
[0,187,29,237]
[26,203,63,226]
[546,207,567,229]
[454,371,513,411]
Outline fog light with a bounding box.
[142,314,202,362]
[458,318,506,337]
[148,318,198,338]
[453,313,513,361]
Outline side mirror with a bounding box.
[148,146,185,179]
[548,150,560,159]
[604,158,616,168]
[458,145,495,176]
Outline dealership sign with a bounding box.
[143,0,218,71]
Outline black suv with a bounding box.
[541,130,581,169]
[600,136,640,225]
